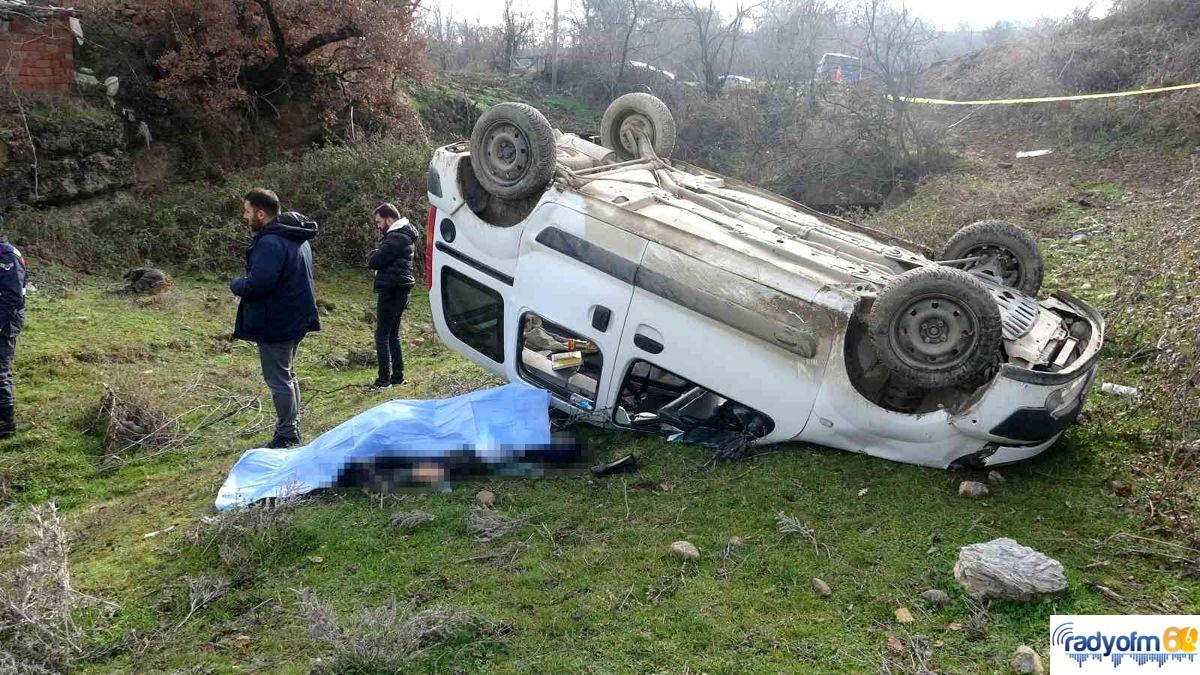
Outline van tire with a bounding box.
[938,220,1044,295]
[600,93,677,160]
[867,266,1003,390]
[469,102,557,200]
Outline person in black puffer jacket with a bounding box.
[367,203,420,389]
[230,189,321,449]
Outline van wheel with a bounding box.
[867,266,1003,390]
[600,93,677,160]
[937,220,1044,295]
[469,102,557,200]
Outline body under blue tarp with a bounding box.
[215,384,552,510]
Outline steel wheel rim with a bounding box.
[482,121,531,186]
[961,244,1024,288]
[889,292,980,371]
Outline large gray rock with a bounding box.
[954,538,1067,601]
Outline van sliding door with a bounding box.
[513,204,647,413]
[609,242,832,443]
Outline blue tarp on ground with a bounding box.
[215,383,552,510]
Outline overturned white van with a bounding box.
[422,94,1104,469]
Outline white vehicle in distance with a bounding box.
[422,94,1104,468]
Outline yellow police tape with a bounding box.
[894,81,1200,105]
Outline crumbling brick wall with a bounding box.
[0,12,75,94]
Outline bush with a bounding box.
[4,141,432,273]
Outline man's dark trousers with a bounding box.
[0,310,23,420]
[258,340,300,439]
[375,286,411,384]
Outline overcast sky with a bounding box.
[427,0,1115,31]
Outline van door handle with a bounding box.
[634,334,664,354]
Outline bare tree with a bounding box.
[677,0,754,96]
[853,0,935,166]
[500,0,537,75]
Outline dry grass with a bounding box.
[776,512,829,557]
[297,591,500,673]
[391,510,435,532]
[0,503,114,672]
[188,484,309,581]
[465,506,522,543]
[87,384,179,464]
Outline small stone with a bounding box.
[1081,282,1093,290]
[475,490,496,508]
[987,470,1005,484]
[307,555,324,563]
[1069,233,1090,244]
[894,606,915,623]
[1011,645,1044,674]
[920,589,951,607]
[670,540,700,560]
[728,536,746,548]
[812,578,831,597]
[959,481,990,499]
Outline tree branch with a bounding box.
[294,24,363,60]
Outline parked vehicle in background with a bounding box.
[423,93,1104,469]
[816,53,862,83]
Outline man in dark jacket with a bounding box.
[367,203,419,389]
[0,216,25,439]
[230,189,321,448]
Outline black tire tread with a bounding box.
[600,93,677,160]
[867,266,1004,390]
[938,220,1044,295]
[469,102,557,200]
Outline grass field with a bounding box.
[2,146,1199,673]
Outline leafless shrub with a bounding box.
[173,575,230,631]
[297,590,500,673]
[189,483,309,580]
[776,511,830,556]
[88,384,179,461]
[466,506,522,543]
[0,503,114,672]
[391,510,436,532]
[85,379,265,471]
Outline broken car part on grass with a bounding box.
[424,93,1104,469]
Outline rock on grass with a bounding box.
[954,538,1067,601]
[811,578,831,597]
[958,481,990,499]
[919,589,950,607]
[670,541,700,560]
[1012,645,1044,674]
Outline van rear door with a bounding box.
[512,204,647,413]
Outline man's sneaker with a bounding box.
[267,433,301,449]
[389,374,408,386]
[369,380,392,390]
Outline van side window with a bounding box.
[442,268,504,363]
[518,313,602,409]
[613,360,774,453]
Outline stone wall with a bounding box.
[0,106,133,210]
[0,12,76,94]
